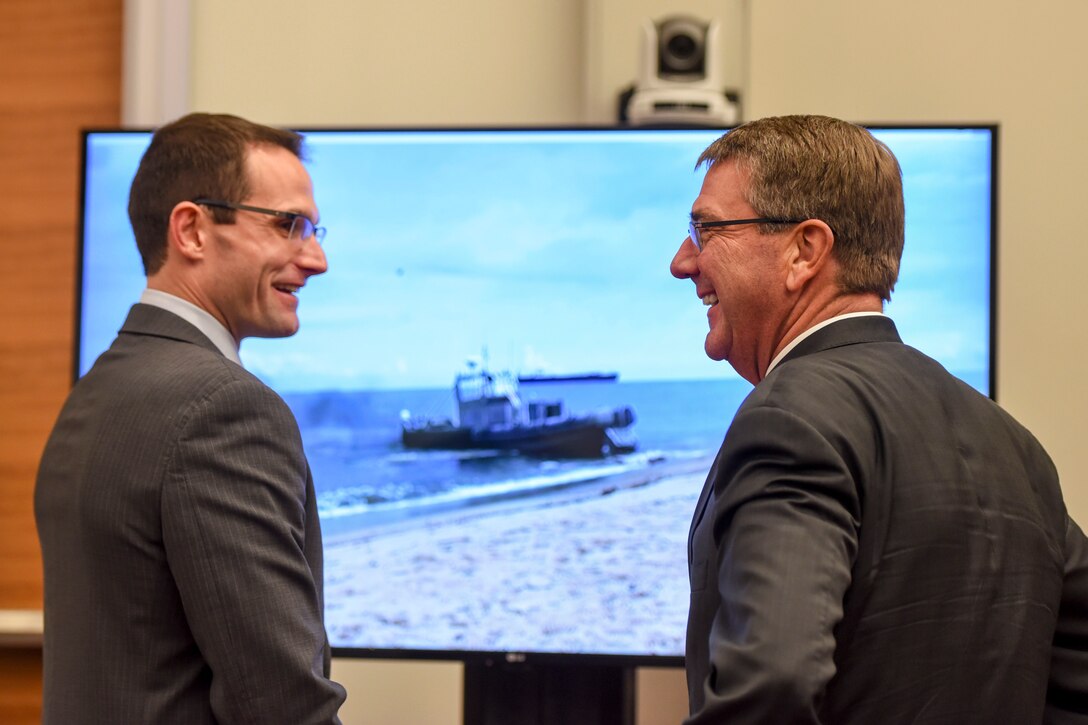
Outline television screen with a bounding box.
[78,125,995,663]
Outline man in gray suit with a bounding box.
[671,115,1088,724]
[35,113,346,723]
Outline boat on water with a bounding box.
[400,363,637,458]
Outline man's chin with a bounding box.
[266,325,300,339]
[242,320,300,341]
[704,335,728,362]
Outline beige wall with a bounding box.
[190,1,586,126]
[176,1,1088,722]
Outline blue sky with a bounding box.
[80,127,992,392]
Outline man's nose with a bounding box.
[670,236,698,279]
[298,236,328,276]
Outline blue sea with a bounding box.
[282,378,753,536]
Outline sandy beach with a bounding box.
[323,455,713,656]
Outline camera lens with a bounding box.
[658,18,706,75]
[667,34,697,61]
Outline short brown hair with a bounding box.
[127,113,304,274]
[698,115,904,301]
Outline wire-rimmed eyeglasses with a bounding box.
[688,217,804,251]
[193,198,326,244]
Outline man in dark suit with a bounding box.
[670,115,1088,724]
[35,113,346,723]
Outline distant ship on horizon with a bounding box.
[516,371,619,384]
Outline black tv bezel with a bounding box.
[74,123,998,669]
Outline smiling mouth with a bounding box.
[274,284,300,295]
[702,293,719,307]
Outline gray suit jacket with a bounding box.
[36,304,346,724]
[685,316,1088,724]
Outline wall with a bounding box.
[190,1,587,127]
[0,0,123,722]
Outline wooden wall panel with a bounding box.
[0,649,45,723]
[0,0,122,721]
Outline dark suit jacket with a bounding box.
[685,316,1088,724]
[35,304,346,724]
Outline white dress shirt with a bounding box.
[139,288,243,366]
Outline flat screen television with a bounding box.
[77,125,996,671]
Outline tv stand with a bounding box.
[463,659,635,725]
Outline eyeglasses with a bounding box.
[193,199,326,244]
[688,217,804,251]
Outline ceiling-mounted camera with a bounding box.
[657,16,709,78]
[619,16,739,127]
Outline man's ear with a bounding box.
[167,201,209,262]
[785,219,835,293]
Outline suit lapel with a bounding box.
[689,449,723,563]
